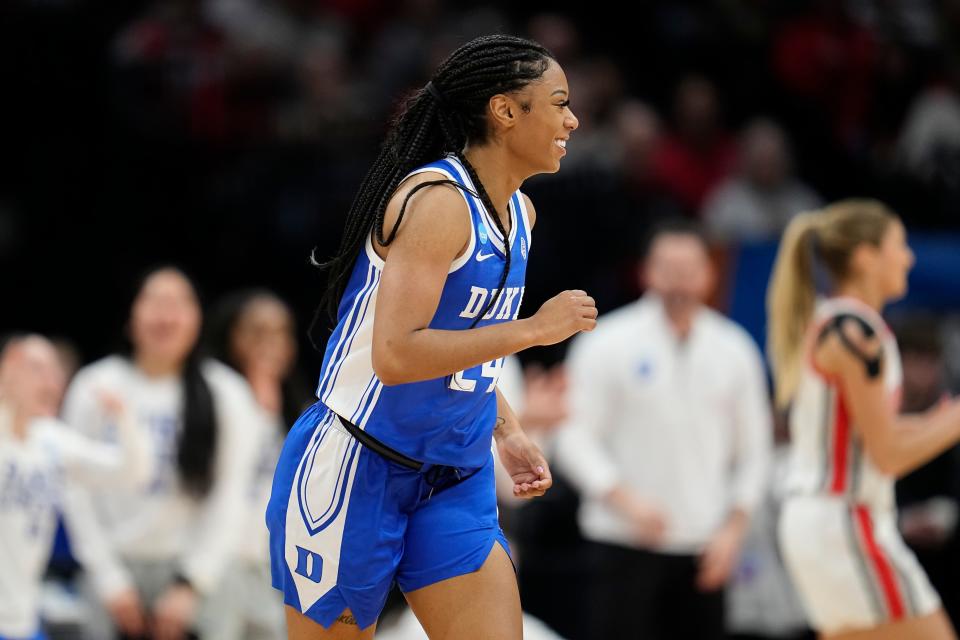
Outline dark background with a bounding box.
[3,0,960,372]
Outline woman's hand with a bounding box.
[495,425,553,499]
[529,290,597,346]
[605,486,669,546]
[95,389,128,418]
[151,583,198,640]
[697,513,748,591]
[106,587,147,638]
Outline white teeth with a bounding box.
[555,139,567,149]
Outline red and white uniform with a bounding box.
[779,297,940,634]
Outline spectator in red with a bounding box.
[653,75,737,214]
[112,0,231,141]
[772,1,877,152]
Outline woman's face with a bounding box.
[230,297,296,379]
[129,270,201,368]
[875,220,915,302]
[505,58,579,175]
[0,337,66,418]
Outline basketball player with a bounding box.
[62,267,261,640]
[0,335,151,640]
[768,200,960,640]
[266,34,594,639]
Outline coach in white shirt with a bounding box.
[556,220,772,639]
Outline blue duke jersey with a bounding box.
[315,153,531,468]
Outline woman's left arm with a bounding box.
[494,386,552,499]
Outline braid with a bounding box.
[309,34,553,349]
[455,151,511,328]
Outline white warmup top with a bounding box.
[61,356,261,598]
[555,295,772,553]
[237,403,287,567]
[0,408,150,638]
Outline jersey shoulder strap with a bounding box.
[816,313,883,379]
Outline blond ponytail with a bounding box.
[767,212,820,408]
[767,199,898,408]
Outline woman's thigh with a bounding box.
[402,541,521,640]
[285,606,376,640]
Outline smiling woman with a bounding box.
[59,267,263,640]
[266,34,597,640]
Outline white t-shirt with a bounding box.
[555,295,773,553]
[236,404,286,567]
[0,408,151,638]
[61,356,261,598]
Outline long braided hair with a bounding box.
[310,34,554,346]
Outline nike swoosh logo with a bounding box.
[476,252,495,262]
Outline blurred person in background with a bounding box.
[62,267,261,640]
[496,357,591,640]
[611,99,686,227]
[493,356,569,511]
[526,13,580,67]
[111,0,232,143]
[555,220,772,639]
[769,200,960,639]
[702,119,821,243]
[653,75,737,213]
[555,55,624,172]
[893,316,960,629]
[267,34,593,640]
[896,68,960,186]
[771,2,877,154]
[726,414,814,640]
[204,289,312,640]
[0,335,151,640]
[614,101,664,194]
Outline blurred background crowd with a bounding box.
[3,0,960,638]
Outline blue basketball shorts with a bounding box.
[266,401,512,630]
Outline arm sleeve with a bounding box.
[61,370,104,439]
[554,333,622,499]
[61,485,135,599]
[177,368,261,595]
[729,338,774,515]
[50,413,152,489]
[59,370,136,600]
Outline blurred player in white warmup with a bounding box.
[0,335,151,640]
[62,267,261,640]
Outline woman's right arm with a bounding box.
[61,373,145,635]
[816,323,960,477]
[371,184,596,386]
[53,392,152,490]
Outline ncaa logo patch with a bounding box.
[478,223,488,244]
[520,237,527,259]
